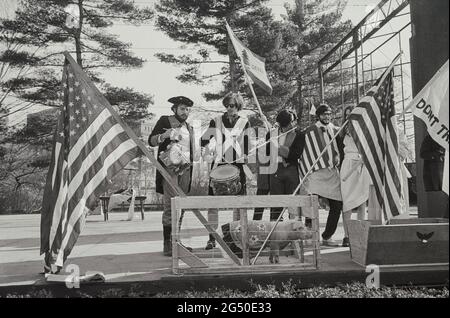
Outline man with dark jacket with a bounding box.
[148,96,194,256]
[268,109,303,221]
[420,134,448,219]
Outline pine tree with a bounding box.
[155,0,277,100]
[282,0,352,127]
[0,0,155,213]
[0,0,154,125]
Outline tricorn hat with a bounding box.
[168,96,194,107]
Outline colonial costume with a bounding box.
[148,96,194,256]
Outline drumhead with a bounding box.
[210,164,239,181]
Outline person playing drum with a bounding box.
[148,96,194,257]
[200,92,251,250]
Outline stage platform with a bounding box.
[0,210,447,297]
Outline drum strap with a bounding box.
[214,116,248,168]
[213,117,223,169]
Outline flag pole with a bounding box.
[251,120,348,265]
[240,61,271,131]
[379,52,403,222]
[375,52,403,91]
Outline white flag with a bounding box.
[225,22,273,94]
[410,60,449,151]
[443,151,449,196]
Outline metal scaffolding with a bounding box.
[318,0,415,161]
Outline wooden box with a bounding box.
[171,195,321,275]
[347,218,449,266]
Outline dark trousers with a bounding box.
[253,188,270,220]
[305,198,342,240]
[269,164,299,221]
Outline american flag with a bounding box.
[40,54,141,270]
[348,66,403,220]
[299,124,341,176]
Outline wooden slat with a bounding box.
[240,209,250,266]
[369,223,449,229]
[175,195,314,210]
[311,195,321,269]
[388,218,449,225]
[171,199,179,274]
[347,220,371,266]
[177,243,208,269]
[291,240,304,262]
[377,263,449,269]
[299,241,305,263]
[177,263,317,275]
[368,185,381,221]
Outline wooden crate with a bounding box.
[171,195,321,275]
[347,218,449,266]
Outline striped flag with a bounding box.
[348,65,403,220]
[40,54,141,271]
[299,123,341,176]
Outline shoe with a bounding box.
[322,238,339,247]
[342,237,350,247]
[205,239,216,250]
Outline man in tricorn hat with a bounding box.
[149,96,195,256]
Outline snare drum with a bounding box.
[209,164,242,195]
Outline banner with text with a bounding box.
[225,21,273,95]
[410,60,449,151]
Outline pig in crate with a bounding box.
[221,220,313,264]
